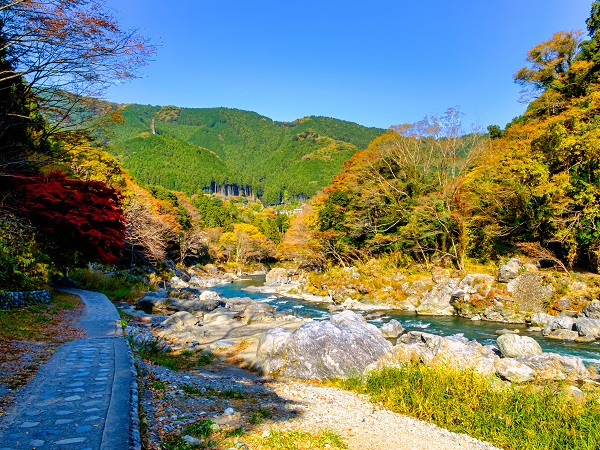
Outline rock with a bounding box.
[564,385,585,400]
[199,290,221,301]
[496,334,542,358]
[542,316,576,336]
[547,329,579,341]
[136,295,170,314]
[254,310,393,380]
[126,325,171,353]
[458,274,495,295]
[224,407,235,415]
[416,281,459,316]
[182,435,202,446]
[582,300,600,319]
[506,273,555,312]
[161,311,200,330]
[327,305,345,313]
[387,331,499,376]
[516,353,591,381]
[431,268,451,283]
[495,329,520,335]
[241,302,277,325]
[168,295,222,314]
[498,258,524,283]
[494,358,536,383]
[530,312,554,327]
[204,308,242,323]
[264,268,289,286]
[380,319,404,338]
[169,276,190,289]
[211,339,236,349]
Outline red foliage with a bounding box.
[11,172,125,266]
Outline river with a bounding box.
[210,276,600,366]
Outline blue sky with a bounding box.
[104,0,592,130]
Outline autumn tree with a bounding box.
[0,0,152,172]
[219,223,275,265]
[4,172,126,268]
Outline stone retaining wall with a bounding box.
[0,290,52,309]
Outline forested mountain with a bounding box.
[103,105,384,204]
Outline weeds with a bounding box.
[337,361,600,450]
[70,267,151,302]
[138,348,212,371]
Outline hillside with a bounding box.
[104,105,384,204]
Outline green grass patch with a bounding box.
[71,268,151,302]
[336,361,600,450]
[0,292,81,342]
[138,348,212,371]
[245,429,347,449]
[181,384,245,399]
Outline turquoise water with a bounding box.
[211,276,600,365]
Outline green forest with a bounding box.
[103,105,384,204]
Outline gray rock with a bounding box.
[582,300,600,319]
[254,310,393,380]
[389,331,499,376]
[495,329,520,335]
[547,329,579,341]
[136,295,170,314]
[380,319,404,338]
[542,316,576,336]
[530,312,554,327]
[241,302,277,325]
[264,268,289,286]
[498,258,524,283]
[182,435,202,446]
[126,324,171,353]
[416,281,459,316]
[494,358,536,383]
[506,273,555,312]
[169,276,190,289]
[161,311,200,330]
[516,353,591,381]
[199,290,222,302]
[496,334,542,358]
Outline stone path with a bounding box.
[0,289,138,450]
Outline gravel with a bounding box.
[138,360,501,450]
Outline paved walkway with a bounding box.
[0,289,138,450]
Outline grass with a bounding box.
[0,292,81,342]
[70,267,151,302]
[162,419,347,450]
[335,361,600,450]
[138,348,212,371]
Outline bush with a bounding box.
[0,213,49,291]
[70,267,151,302]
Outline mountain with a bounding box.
[103,105,385,204]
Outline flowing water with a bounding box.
[211,276,600,366]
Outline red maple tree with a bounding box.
[10,172,126,266]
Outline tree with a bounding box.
[6,171,126,268]
[123,191,172,265]
[219,223,275,265]
[178,225,207,265]
[0,0,152,171]
[514,31,582,101]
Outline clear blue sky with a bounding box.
[104,0,592,130]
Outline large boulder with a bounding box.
[254,310,393,380]
[167,292,222,314]
[389,331,499,376]
[575,317,600,339]
[380,319,404,338]
[161,311,200,330]
[264,268,289,286]
[515,353,591,382]
[582,300,600,319]
[494,358,536,383]
[136,291,170,314]
[507,273,555,312]
[498,258,524,283]
[241,302,277,325]
[156,311,205,345]
[496,334,542,358]
[530,312,554,328]
[542,316,576,336]
[416,281,459,315]
[126,324,171,353]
